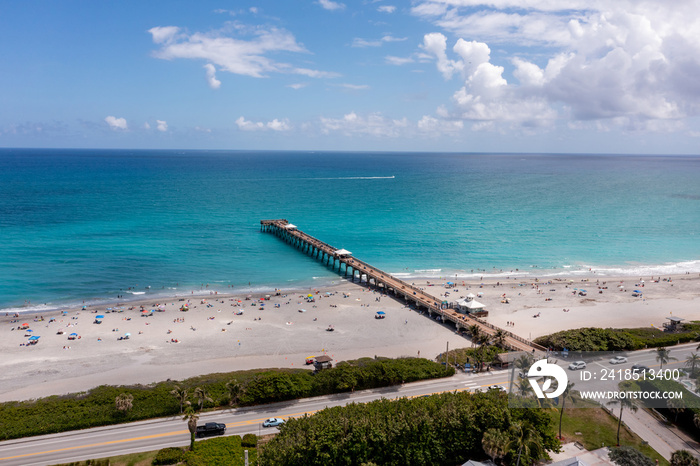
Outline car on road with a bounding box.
[568,361,587,370]
[262,417,285,427]
[631,364,650,374]
[609,356,628,365]
[488,385,507,392]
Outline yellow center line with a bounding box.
[0,430,188,461]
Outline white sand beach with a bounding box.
[2,273,700,402]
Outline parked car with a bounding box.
[568,361,587,370]
[609,356,628,365]
[262,417,285,427]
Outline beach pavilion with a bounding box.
[455,298,487,315]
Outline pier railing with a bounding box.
[261,219,545,353]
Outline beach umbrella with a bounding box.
[376,311,386,315]
[124,333,131,337]
[447,282,453,285]
[96,315,104,319]
[26,329,33,333]
[28,336,40,341]
[633,289,641,293]
[21,323,29,328]
[69,332,78,336]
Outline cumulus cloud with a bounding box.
[204,64,221,89]
[156,120,168,132]
[412,0,700,131]
[236,116,291,131]
[105,116,128,130]
[149,23,338,85]
[378,5,397,13]
[318,0,345,11]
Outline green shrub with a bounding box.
[241,433,257,447]
[183,436,255,465]
[535,324,700,352]
[0,357,452,440]
[152,446,185,465]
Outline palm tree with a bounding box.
[170,385,190,414]
[468,324,481,347]
[183,406,199,451]
[514,354,533,376]
[492,329,507,349]
[516,378,533,397]
[193,387,213,411]
[607,397,638,446]
[685,353,700,377]
[558,381,576,440]
[510,420,545,466]
[656,347,677,370]
[482,427,509,464]
[667,397,685,423]
[115,393,134,414]
[226,380,243,406]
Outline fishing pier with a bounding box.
[261,219,545,353]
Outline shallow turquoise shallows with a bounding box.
[1,149,699,312]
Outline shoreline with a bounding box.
[2,271,700,402]
[5,258,700,316]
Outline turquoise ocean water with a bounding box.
[1,148,699,313]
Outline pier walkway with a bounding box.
[261,219,545,353]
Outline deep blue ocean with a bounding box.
[2,148,699,313]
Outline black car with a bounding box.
[631,364,650,374]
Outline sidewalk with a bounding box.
[612,407,700,460]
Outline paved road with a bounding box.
[3,343,699,465]
[0,371,506,466]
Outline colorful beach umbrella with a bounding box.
[26,329,33,333]
[96,315,104,319]
[28,336,40,341]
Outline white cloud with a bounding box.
[156,120,168,132]
[378,5,397,13]
[105,116,128,130]
[417,115,464,134]
[340,83,370,90]
[385,55,415,66]
[267,119,291,131]
[143,122,151,130]
[148,26,180,44]
[320,112,409,137]
[204,64,221,89]
[412,1,700,132]
[236,116,291,131]
[352,34,407,48]
[318,0,345,11]
[149,23,337,85]
[287,83,308,90]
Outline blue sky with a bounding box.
[1,0,699,154]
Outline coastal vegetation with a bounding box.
[0,356,452,440]
[257,390,559,465]
[534,323,700,351]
